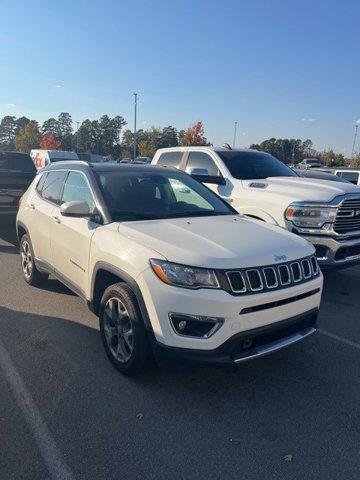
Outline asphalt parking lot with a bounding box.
[1,221,360,480]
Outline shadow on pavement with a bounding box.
[36,279,76,296]
[0,220,18,254]
[1,304,360,480]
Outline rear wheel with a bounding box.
[99,283,153,374]
[20,234,48,286]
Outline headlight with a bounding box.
[285,204,337,228]
[150,259,220,289]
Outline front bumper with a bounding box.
[152,309,318,366]
[300,234,360,268]
[138,268,322,351]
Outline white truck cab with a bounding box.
[152,146,360,269]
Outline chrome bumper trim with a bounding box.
[234,327,316,363]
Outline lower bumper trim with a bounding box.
[233,326,316,363]
[298,233,360,268]
[152,308,318,367]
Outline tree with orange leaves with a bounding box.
[40,132,61,150]
[180,121,209,146]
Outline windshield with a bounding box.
[95,169,235,221]
[217,150,296,180]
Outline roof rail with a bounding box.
[47,160,91,167]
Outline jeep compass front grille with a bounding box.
[224,256,319,295]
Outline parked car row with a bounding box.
[2,145,359,375]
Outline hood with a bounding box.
[243,176,359,203]
[117,215,314,269]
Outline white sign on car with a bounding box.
[30,149,79,170]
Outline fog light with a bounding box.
[178,320,187,331]
[242,337,253,350]
[169,313,224,338]
[315,245,328,260]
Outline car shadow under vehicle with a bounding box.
[1,303,360,480]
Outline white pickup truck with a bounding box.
[152,146,360,269]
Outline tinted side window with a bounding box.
[36,173,47,193]
[61,171,95,208]
[338,172,359,184]
[186,152,220,176]
[157,151,183,168]
[41,171,67,204]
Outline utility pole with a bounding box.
[133,93,138,160]
[233,121,238,148]
[76,121,80,152]
[351,123,359,157]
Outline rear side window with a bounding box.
[186,151,220,176]
[0,152,36,173]
[157,151,183,168]
[41,171,67,204]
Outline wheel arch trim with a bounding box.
[90,261,155,340]
[16,220,29,242]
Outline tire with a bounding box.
[99,283,153,374]
[20,234,49,286]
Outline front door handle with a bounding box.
[53,216,61,224]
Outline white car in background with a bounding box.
[298,158,324,169]
[333,169,360,186]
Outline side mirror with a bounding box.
[188,167,209,176]
[188,168,226,186]
[60,201,93,218]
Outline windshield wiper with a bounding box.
[110,209,160,220]
[168,211,231,218]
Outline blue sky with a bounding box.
[0,0,359,154]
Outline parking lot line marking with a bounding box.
[319,329,360,351]
[0,339,74,480]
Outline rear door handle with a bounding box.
[29,203,35,210]
[53,216,61,224]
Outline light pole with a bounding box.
[133,93,138,160]
[233,121,238,148]
[351,123,359,157]
[76,121,80,152]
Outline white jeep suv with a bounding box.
[17,161,323,374]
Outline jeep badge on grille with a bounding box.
[274,255,287,262]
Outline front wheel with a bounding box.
[20,234,49,286]
[99,283,153,374]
